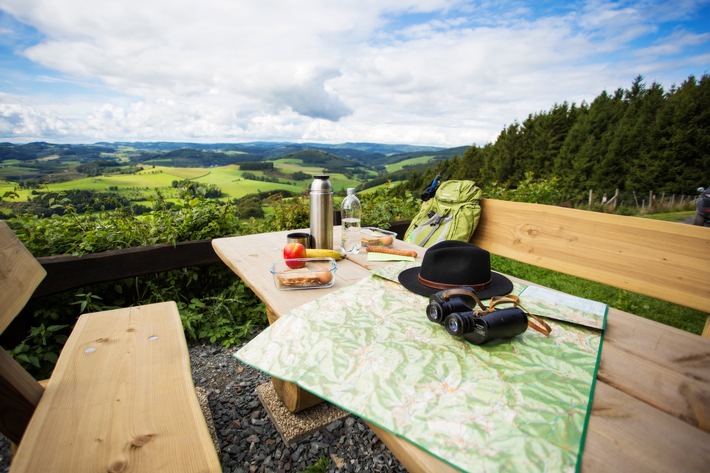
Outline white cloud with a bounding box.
[0,0,708,145]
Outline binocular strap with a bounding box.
[489,295,552,336]
[439,288,553,336]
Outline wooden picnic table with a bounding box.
[212,228,710,473]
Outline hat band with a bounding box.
[417,274,492,291]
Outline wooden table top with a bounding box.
[212,229,710,473]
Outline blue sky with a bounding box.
[0,0,708,146]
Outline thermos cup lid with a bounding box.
[310,175,332,192]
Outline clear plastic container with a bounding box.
[341,188,361,254]
[270,258,337,290]
[360,227,397,247]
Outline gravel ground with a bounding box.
[0,342,407,473]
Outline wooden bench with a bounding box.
[392,198,709,330]
[378,198,710,472]
[0,221,222,472]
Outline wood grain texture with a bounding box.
[270,378,324,413]
[213,222,710,473]
[584,382,710,473]
[598,307,710,431]
[10,302,221,473]
[33,239,219,298]
[471,199,710,313]
[0,222,47,445]
[211,228,372,318]
[0,350,44,445]
[0,221,46,334]
[366,302,710,473]
[366,421,459,473]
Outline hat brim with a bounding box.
[398,266,514,300]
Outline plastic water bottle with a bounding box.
[341,188,361,254]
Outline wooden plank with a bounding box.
[601,307,710,389]
[0,221,47,445]
[33,239,220,298]
[583,382,710,473]
[471,199,710,313]
[0,350,44,445]
[502,278,710,432]
[598,340,710,432]
[211,229,372,318]
[0,221,46,334]
[367,422,459,473]
[10,302,220,473]
[212,228,710,472]
[369,379,710,473]
[270,377,324,413]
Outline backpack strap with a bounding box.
[420,213,451,247]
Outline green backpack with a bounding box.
[404,180,482,247]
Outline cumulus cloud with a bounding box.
[0,100,70,138]
[0,0,708,145]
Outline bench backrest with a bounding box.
[470,199,710,313]
[0,222,46,333]
[0,221,47,444]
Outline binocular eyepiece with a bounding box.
[426,294,471,324]
[426,287,528,345]
[426,286,482,323]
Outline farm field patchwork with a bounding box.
[0,159,366,205]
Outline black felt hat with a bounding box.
[398,240,513,299]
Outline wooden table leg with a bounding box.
[270,378,325,412]
[266,306,325,413]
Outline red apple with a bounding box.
[283,243,307,268]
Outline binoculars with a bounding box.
[426,287,528,345]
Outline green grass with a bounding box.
[385,155,435,173]
[0,166,44,179]
[360,181,405,194]
[1,158,382,205]
[491,255,707,335]
[641,210,695,223]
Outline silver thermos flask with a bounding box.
[309,175,333,249]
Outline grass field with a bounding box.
[0,159,369,205]
[385,155,435,173]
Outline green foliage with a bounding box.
[260,193,311,231]
[360,183,420,228]
[402,74,710,206]
[1,190,19,202]
[298,456,330,473]
[71,292,118,313]
[8,185,241,256]
[235,193,266,219]
[5,187,269,377]
[484,172,562,204]
[179,282,266,347]
[239,161,275,171]
[291,171,312,180]
[7,293,96,379]
[8,323,69,379]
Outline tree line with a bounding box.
[403,75,710,205]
